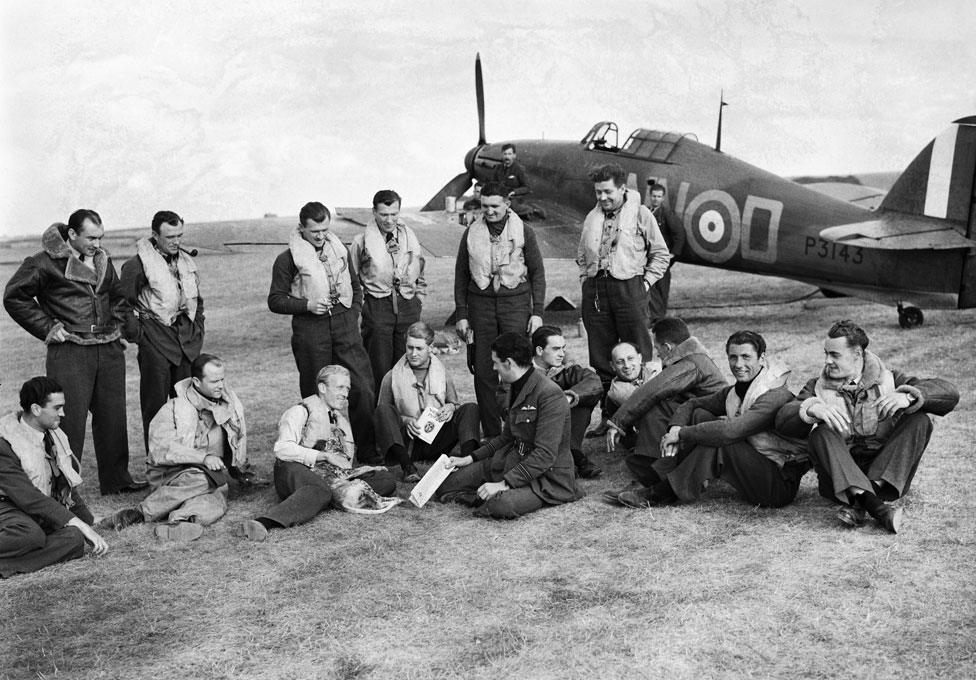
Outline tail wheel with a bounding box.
[897,304,924,329]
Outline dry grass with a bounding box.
[1,247,974,680]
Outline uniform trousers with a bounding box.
[647,268,672,324]
[569,403,598,461]
[375,402,481,466]
[807,412,933,504]
[581,275,655,398]
[437,458,546,519]
[137,336,193,452]
[46,340,133,494]
[468,291,531,437]
[620,400,678,471]
[139,468,228,525]
[290,310,378,462]
[257,460,396,528]
[648,442,809,507]
[361,293,422,393]
[0,500,90,578]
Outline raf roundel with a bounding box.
[683,189,741,263]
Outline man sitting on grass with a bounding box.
[584,341,658,438]
[241,365,398,541]
[99,354,249,542]
[608,331,809,508]
[0,377,108,578]
[606,318,726,480]
[374,321,480,483]
[436,332,583,519]
[775,319,958,533]
[528,324,603,478]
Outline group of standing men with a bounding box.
[0,160,960,578]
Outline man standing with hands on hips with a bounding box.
[576,164,671,434]
[454,182,546,437]
[4,209,146,495]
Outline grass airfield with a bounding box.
[1,248,974,680]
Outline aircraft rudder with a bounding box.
[880,119,976,224]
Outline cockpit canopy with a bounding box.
[581,121,696,163]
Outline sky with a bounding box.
[1,0,974,237]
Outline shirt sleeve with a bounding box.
[267,251,309,315]
[638,207,671,286]
[272,405,319,467]
[522,226,546,317]
[680,388,794,446]
[453,231,472,320]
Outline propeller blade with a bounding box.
[420,172,473,212]
[476,53,486,145]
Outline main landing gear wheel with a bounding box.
[897,303,924,329]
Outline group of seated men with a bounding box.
[0,313,960,577]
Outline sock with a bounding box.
[256,517,280,531]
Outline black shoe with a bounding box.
[231,466,271,488]
[617,489,656,509]
[108,479,149,494]
[97,507,145,531]
[835,505,868,528]
[871,505,904,534]
[402,464,421,484]
[576,459,603,479]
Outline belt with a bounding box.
[63,324,116,333]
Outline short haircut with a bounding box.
[19,376,64,412]
[480,181,509,199]
[317,364,350,386]
[650,183,667,195]
[587,163,627,186]
[462,198,482,211]
[531,324,563,351]
[501,143,517,153]
[151,210,183,234]
[299,202,331,225]
[372,190,402,209]
[406,321,435,345]
[828,319,869,350]
[62,209,102,240]
[726,330,766,356]
[651,317,691,346]
[611,341,639,358]
[191,353,223,380]
[491,332,533,367]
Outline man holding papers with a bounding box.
[374,322,481,482]
[436,332,583,519]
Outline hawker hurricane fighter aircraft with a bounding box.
[422,55,976,328]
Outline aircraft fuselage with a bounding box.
[468,134,967,308]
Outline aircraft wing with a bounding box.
[818,211,976,250]
[333,208,466,257]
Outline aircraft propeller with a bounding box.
[421,53,486,211]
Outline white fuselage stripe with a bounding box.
[924,125,958,219]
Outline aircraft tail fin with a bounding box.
[880,118,976,309]
[880,117,976,225]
